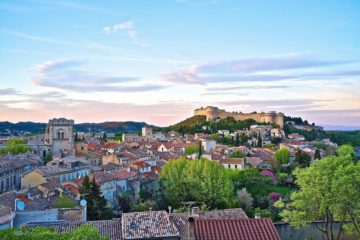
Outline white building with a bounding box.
[220,158,245,170]
[201,139,216,153]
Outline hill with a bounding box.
[172,115,207,128]
[0,121,154,135]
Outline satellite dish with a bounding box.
[80,199,87,207]
[17,200,25,211]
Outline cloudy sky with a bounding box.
[1,0,360,128]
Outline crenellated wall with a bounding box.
[194,106,284,128]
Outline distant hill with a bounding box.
[172,115,207,128]
[0,121,155,134]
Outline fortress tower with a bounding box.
[44,118,74,156]
[194,106,284,128]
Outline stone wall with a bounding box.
[194,106,284,128]
[275,222,360,240]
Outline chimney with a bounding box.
[191,207,200,217]
[255,213,261,219]
[168,206,172,214]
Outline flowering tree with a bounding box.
[269,192,281,202]
[260,170,277,181]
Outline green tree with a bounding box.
[0,224,108,240]
[235,134,240,147]
[43,152,53,165]
[240,134,248,144]
[102,132,107,142]
[336,144,355,157]
[314,148,321,160]
[0,138,30,155]
[275,148,291,164]
[229,151,245,158]
[184,145,199,155]
[159,158,234,209]
[74,132,78,142]
[198,141,202,159]
[79,176,112,221]
[276,154,360,240]
[257,134,262,147]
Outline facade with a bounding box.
[194,106,284,128]
[44,118,74,156]
[201,139,216,153]
[0,153,41,193]
[220,158,245,170]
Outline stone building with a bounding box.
[194,106,284,128]
[44,118,74,156]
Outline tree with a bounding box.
[257,134,262,147]
[229,151,244,158]
[336,144,355,157]
[79,176,112,221]
[184,145,199,155]
[275,148,291,164]
[276,154,360,240]
[118,195,131,213]
[236,188,253,210]
[43,152,53,165]
[102,132,107,142]
[74,132,78,142]
[240,134,248,144]
[314,148,321,160]
[0,224,107,240]
[159,158,234,209]
[235,134,240,147]
[295,151,311,167]
[198,141,202,159]
[0,138,30,155]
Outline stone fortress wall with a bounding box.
[194,106,284,128]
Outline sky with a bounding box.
[0,0,360,128]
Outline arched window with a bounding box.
[58,132,61,139]
[61,132,65,139]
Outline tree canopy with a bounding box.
[276,148,360,240]
[275,148,291,164]
[229,151,245,158]
[0,224,107,240]
[79,176,113,221]
[158,158,235,209]
[0,138,30,155]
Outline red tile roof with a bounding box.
[112,170,136,180]
[194,219,280,240]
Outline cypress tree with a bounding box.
[314,148,321,160]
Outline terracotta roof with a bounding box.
[194,219,280,240]
[170,208,248,240]
[132,161,150,168]
[112,170,137,180]
[220,158,244,165]
[91,172,117,184]
[122,211,179,239]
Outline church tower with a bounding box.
[45,118,74,156]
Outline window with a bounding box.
[228,164,231,168]
[235,165,238,169]
[58,132,61,139]
[61,132,65,139]
[81,146,84,151]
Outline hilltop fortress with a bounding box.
[194,106,284,128]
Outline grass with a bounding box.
[54,195,77,209]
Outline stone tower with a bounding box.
[142,126,153,137]
[45,118,74,156]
